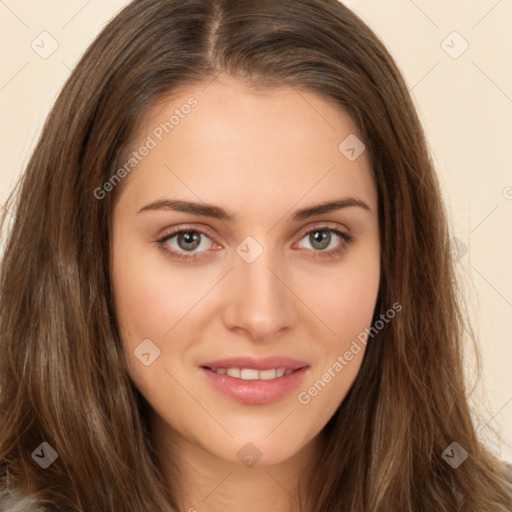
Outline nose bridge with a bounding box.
[224,238,296,338]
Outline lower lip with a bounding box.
[200,367,309,405]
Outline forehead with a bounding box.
[116,75,377,216]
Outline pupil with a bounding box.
[179,232,200,251]
[311,231,330,250]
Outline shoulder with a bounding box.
[502,463,512,511]
[0,463,49,512]
[0,488,49,512]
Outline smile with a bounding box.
[199,356,310,404]
[207,367,294,380]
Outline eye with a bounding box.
[156,225,353,262]
[299,229,339,251]
[171,231,210,252]
[157,227,216,261]
[295,227,353,259]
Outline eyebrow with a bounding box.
[137,197,371,222]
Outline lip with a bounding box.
[199,356,310,405]
[200,356,308,371]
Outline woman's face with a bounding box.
[111,75,380,466]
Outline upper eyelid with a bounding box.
[297,223,350,239]
[158,225,214,243]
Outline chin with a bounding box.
[203,431,315,469]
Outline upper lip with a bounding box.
[200,356,309,371]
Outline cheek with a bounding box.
[307,249,380,346]
[114,271,178,342]
[296,247,380,411]
[112,262,164,343]
[111,248,189,403]
[111,241,218,395]
[111,237,205,345]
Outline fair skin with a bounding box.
[111,75,380,512]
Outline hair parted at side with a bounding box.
[1,0,511,510]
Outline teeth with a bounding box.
[226,368,241,378]
[211,367,295,380]
[240,369,259,380]
[259,369,277,380]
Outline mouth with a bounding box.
[204,367,295,380]
[199,356,309,404]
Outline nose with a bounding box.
[221,248,298,341]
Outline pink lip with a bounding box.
[199,356,310,405]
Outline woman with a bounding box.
[0,0,510,510]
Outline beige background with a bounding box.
[0,1,511,462]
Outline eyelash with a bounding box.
[155,224,354,263]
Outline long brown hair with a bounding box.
[1,0,510,510]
